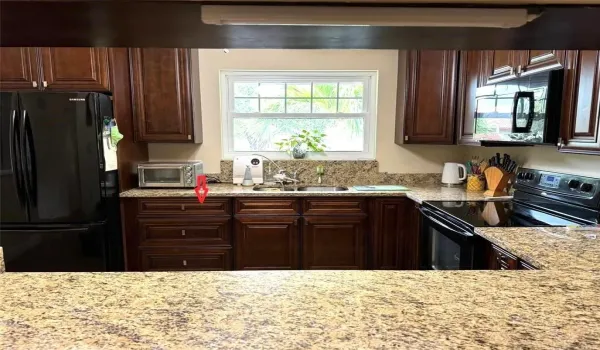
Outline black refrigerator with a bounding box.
[0,92,124,272]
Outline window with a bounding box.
[221,71,377,159]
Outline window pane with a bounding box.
[259,83,285,97]
[234,98,259,113]
[313,83,337,98]
[286,83,311,98]
[338,99,363,113]
[232,118,364,152]
[313,99,337,113]
[287,98,311,113]
[234,83,258,97]
[339,82,363,97]
[260,99,285,113]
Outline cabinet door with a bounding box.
[402,50,457,144]
[0,48,40,91]
[560,50,600,155]
[488,244,518,270]
[483,50,519,84]
[519,50,566,76]
[140,247,232,271]
[302,216,366,269]
[456,51,485,145]
[235,216,300,270]
[39,48,110,91]
[130,48,194,142]
[371,199,410,270]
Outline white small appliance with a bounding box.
[233,156,264,185]
[442,162,467,186]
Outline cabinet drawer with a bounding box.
[235,198,300,215]
[491,244,519,270]
[140,248,232,271]
[303,198,366,215]
[138,198,231,216]
[138,217,231,247]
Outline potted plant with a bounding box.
[274,129,327,159]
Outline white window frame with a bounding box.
[220,70,377,160]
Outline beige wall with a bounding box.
[467,146,600,177]
[148,49,464,174]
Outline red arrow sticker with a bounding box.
[194,175,209,203]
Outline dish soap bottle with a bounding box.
[242,165,254,187]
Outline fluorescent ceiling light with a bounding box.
[201,6,539,28]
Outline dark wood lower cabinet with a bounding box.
[302,216,367,270]
[140,247,232,271]
[489,244,519,270]
[371,198,411,269]
[234,216,300,270]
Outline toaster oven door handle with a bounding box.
[511,91,535,133]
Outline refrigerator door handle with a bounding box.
[19,109,37,206]
[10,109,27,207]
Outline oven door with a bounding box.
[419,207,474,270]
[139,166,185,187]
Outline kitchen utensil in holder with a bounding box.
[483,166,513,197]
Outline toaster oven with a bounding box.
[138,162,204,188]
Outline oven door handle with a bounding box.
[418,207,473,238]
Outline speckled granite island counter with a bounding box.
[2,270,600,349]
[120,183,491,203]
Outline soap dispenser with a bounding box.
[242,165,254,187]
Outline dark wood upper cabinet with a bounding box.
[520,50,566,76]
[234,216,300,270]
[370,198,411,270]
[483,50,519,84]
[456,51,485,146]
[560,50,600,155]
[130,48,197,143]
[0,48,40,91]
[39,48,110,91]
[400,50,457,145]
[302,216,366,270]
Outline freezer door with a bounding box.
[18,92,106,223]
[0,92,28,223]
[0,224,107,272]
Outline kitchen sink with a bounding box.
[252,186,296,192]
[296,186,349,192]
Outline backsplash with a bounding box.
[207,160,441,186]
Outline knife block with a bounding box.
[483,167,513,197]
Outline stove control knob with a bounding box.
[517,172,525,180]
[525,173,535,180]
[568,179,581,189]
[580,183,594,192]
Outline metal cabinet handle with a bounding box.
[32,81,38,88]
[187,135,192,140]
[516,65,522,75]
[181,229,186,236]
[557,137,564,148]
[42,81,48,88]
[181,204,185,211]
[509,67,515,75]
[182,260,187,266]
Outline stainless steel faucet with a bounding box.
[252,153,298,186]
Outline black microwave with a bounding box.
[474,69,563,146]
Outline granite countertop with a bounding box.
[2,270,600,349]
[120,183,491,203]
[476,227,600,270]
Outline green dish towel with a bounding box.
[353,185,410,191]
